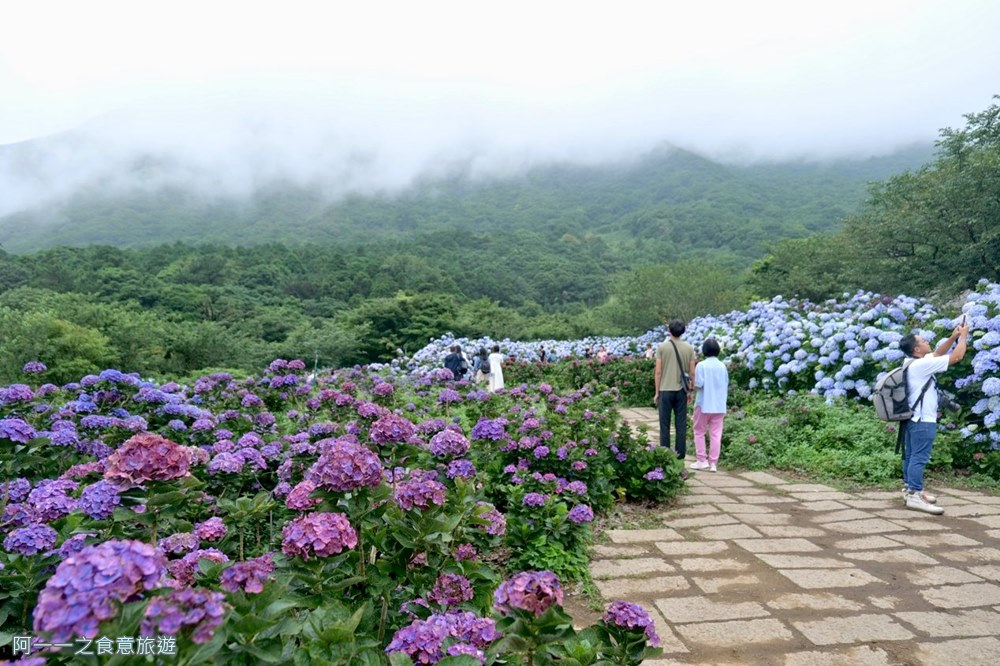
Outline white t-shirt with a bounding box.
[905,354,950,423]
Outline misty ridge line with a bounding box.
[0,103,937,221]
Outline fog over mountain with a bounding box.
[2,1,999,219]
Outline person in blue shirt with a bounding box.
[690,338,729,472]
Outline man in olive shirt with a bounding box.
[654,319,697,459]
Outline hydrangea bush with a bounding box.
[1,358,670,664]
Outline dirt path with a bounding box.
[576,407,1000,666]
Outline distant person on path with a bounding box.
[596,347,609,363]
[898,319,969,515]
[444,344,468,380]
[584,346,593,360]
[655,320,697,460]
[473,347,490,384]
[488,345,505,393]
[644,343,655,360]
[690,338,729,472]
[539,346,548,363]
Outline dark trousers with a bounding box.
[659,390,688,459]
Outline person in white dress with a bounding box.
[488,345,505,393]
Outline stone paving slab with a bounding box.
[894,608,1000,637]
[591,557,675,579]
[676,557,750,572]
[655,596,770,623]
[738,471,792,485]
[792,614,914,646]
[832,536,902,550]
[735,538,823,553]
[692,574,761,594]
[595,575,690,598]
[672,618,795,648]
[938,547,1000,563]
[592,544,648,557]
[757,526,827,538]
[713,502,776,514]
[695,524,764,540]
[843,548,939,565]
[905,566,984,586]
[920,582,1000,608]
[734,513,793,526]
[776,568,885,589]
[912,637,1000,665]
[807,509,877,523]
[756,554,854,569]
[885,532,981,547]
[766,592,865,611]
[654,540,729,556]
[823,518,906,534]
[606,528,684,543]
[666,514,740,529]
[968,564,1000,581]
[782,645,893,666]
[797,500,851,512]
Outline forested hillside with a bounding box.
[0,142,931,257]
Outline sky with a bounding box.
[1,0,999,214]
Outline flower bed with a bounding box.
[1,361,675,663]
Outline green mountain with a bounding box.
[0,142,934,257]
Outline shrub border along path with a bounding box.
[595,407,1000,665]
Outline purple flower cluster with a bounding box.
[475,502,507,536]
[394,475,447,511]
[567,504,594,524]
[159,532,200,554]
[194,517,227,542]
[285,479,321,510]
[33,540,167,641]
[645,467,665,481]
[369,413,417,445]
[306,438,383,492]
[603,600,661,647]
[166,548,229,588]
[373,382,395,397]
[281,512,358,560]
[103,433,193,487]
[3,523,58,555]
[446,459,477,480]
[207,451,245,475]
[77,480,121,520]
[428,573,474,607]
[493,570,564,616]
[28,479,78,522]
[386,611,499,664]
[522,493,547,507]
[142,587,227,644]
[0,418,36,443]
[1,477,31,503]
[428,429,470,458]
[437,388,462,404]
[220,553,276,594]
[22,360,47,373]
[470,418,508,441]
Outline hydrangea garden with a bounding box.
[1,359,677,664]
[3,279,1000,664]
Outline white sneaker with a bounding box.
[902,487,937,504]
[709,464,717,473]
[689,461,709,470]
[905,492,944,515]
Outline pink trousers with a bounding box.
[693,407,725,465]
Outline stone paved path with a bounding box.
[600,408,1000,666]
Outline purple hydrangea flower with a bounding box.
[23,360,47,373]
[159,532,201,554]
[281,512,358,560]
[53,533,94,558]
[33,540,167,641]
[103,433,193,487]
[28,479,78,522]
[454,543,478,561]
[219,553,275,594]
[3,523,58,555]
[438,388,463,404]
[0,418,36,443]
[428,573,474,607]
[446,459,477,480]
[373,382,395,397]
[285,479,322,511]
[305,438,383,492]
[194,517,227,542]
[1,477,31,503]
[493,570,564,616]
[394,475,447,511]
[475,502,507,536]
[428,429,471,458]
[645,467,665,481]
[522,493,547,507]
[141,587,227,644]
[532,445,550,459]
[166,548,229,588]
[470,418,508,441]
[564,481,588,496]
[77,480,121,520]
[369,413,417,445]
[567,504,594,524]
[603,600,661,647]
[208,451,245,475]
[386,612,499,664]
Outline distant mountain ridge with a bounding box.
[0,140,934,255]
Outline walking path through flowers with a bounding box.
[589,407,1000,666]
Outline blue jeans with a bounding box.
[903,421,936,493]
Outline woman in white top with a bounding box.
[690,338,729,472]
[488,345,505,393]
